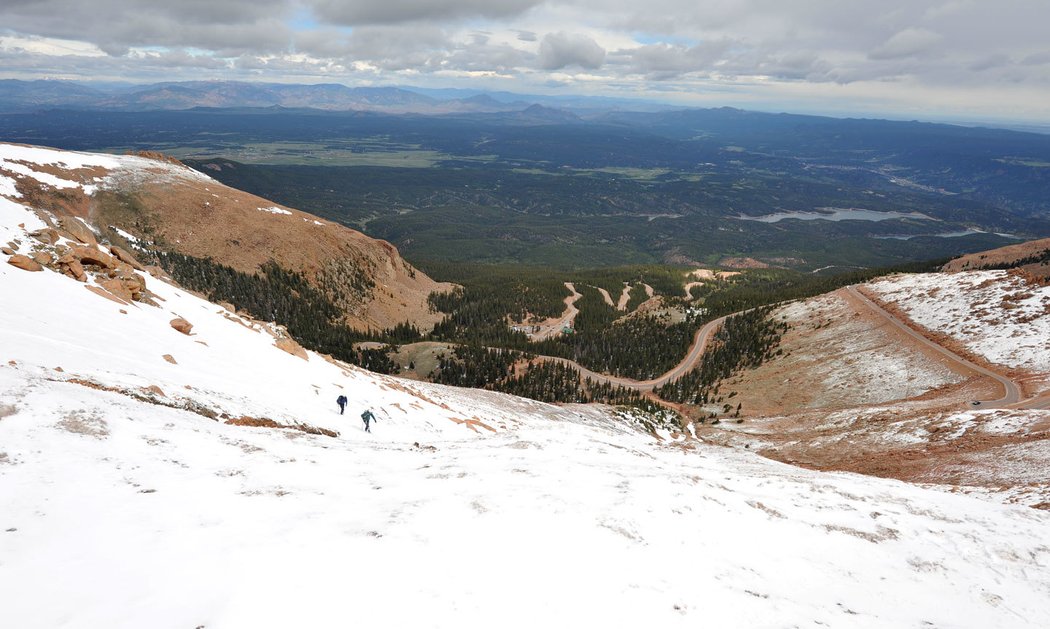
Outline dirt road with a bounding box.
[541,314,727,392]
[526,282,582,341]
[844,285,1024,408]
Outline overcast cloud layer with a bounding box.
[1,0,1048,121]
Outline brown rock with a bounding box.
[142,385,166,397]
[98,278,134,302]
[60,218,97,246]
[275,337,308,360]
[121,276,145,298]
[169,317,193,335]
[65,259,86,281]
[84,284,129,304]
[110,245,144,270]
[162,354,177,364]
[70,246,116,270]
[7,254,43,272]
[6,241,19,251]
[1,247,13,256]
[30,228,60,245]
[31,251,53,266]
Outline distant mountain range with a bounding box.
[0,79,665,115]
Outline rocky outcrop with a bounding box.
[30,228,60,245]
[7,254,42,272]
[169,318,193,335]
[110,246,144,270]
[59,218,97,246]
[275,337,308,360]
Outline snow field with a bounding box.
[0,143,213,201]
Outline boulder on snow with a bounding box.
[275,337,308,360]
[162,354,177,364]
[59,218,97,246]
[31,251,53,266]
[7,254,43,272]
[1,247,13,256]
[169,317,193,335]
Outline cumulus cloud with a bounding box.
[0,0,1047,118]
[538,32,605,70]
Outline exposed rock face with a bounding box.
[31,251,52,266]
[69,245,117,270]
[7,254,42,272]
[275,337,308,360]
[110,246,144,270]
[30,228,60,245]
[99,278,134,303]
[59,218,97,246]
[169,318,193,335]
[60,256,87,281]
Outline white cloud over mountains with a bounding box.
[0,0,1048,119]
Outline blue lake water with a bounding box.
[873,230,1022,241]
[734,208,935,223]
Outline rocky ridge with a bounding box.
[0,142,452,332]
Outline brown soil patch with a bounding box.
[449,416,498,433]
[225,416,338,438]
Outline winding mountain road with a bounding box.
[540,314,728,392]
[844,285,1025,408]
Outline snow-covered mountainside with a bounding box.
[3,160,1050,627]
[867,271,1050,373]
[0,142,452,332]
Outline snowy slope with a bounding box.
[867,271,1050,372]
[3,201,1050,627]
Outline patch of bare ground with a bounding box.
[706,405,1050,508]
[448,416,498,433]
[385,341,457,380]
[57,410,109,438]
[225,416,338,438]
[944,237,1050,280]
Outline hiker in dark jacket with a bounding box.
[336,395,348,415]
[361,409,376,432]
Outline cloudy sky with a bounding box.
[1,0,1048,121]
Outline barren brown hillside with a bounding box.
[2,144,453,332]
[943,236,1050,279]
